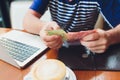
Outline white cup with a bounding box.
[31,59,68,80]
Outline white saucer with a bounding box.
[66,67,77,80]
[24,67,76,80]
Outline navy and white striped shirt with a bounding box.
[30,0,100,32]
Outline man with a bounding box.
[23,0,120,53]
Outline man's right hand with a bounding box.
[39,21,63,49]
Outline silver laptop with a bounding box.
[0,30,48,69]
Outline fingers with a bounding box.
[81,32,100,41]
[45,21,61,30]
[47,39,63,49]
[81,40,107,53]
[81,38,107,47]
[39,21,63,49]
[51,22,61,30]
[87,44,107,53]
[80,29,109,53]
[40,31,63,49]
[44,35,63,49]
[42,35,58,42]
[81,35,108,53]
[67,30,96,41]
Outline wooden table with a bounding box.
[0,28,120,80]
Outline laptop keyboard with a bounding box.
[0,37,40,62]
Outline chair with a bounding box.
[10,0,32,29]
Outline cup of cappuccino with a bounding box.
[30,59,67,80]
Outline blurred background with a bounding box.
[0,0,51,30]
[0,0,51,29]
[0,0,33,28]
[0,0,13,28]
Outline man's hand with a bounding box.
[80,29,110,53]
[39,21,63,49]
[67,30,96,41]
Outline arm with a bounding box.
[23,9,63,49]
[23,9,47,34]
[106,24,120,45]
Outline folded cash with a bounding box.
[47,29,67,41]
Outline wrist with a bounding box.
[106,25,120,45]
[106,30,114,45]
